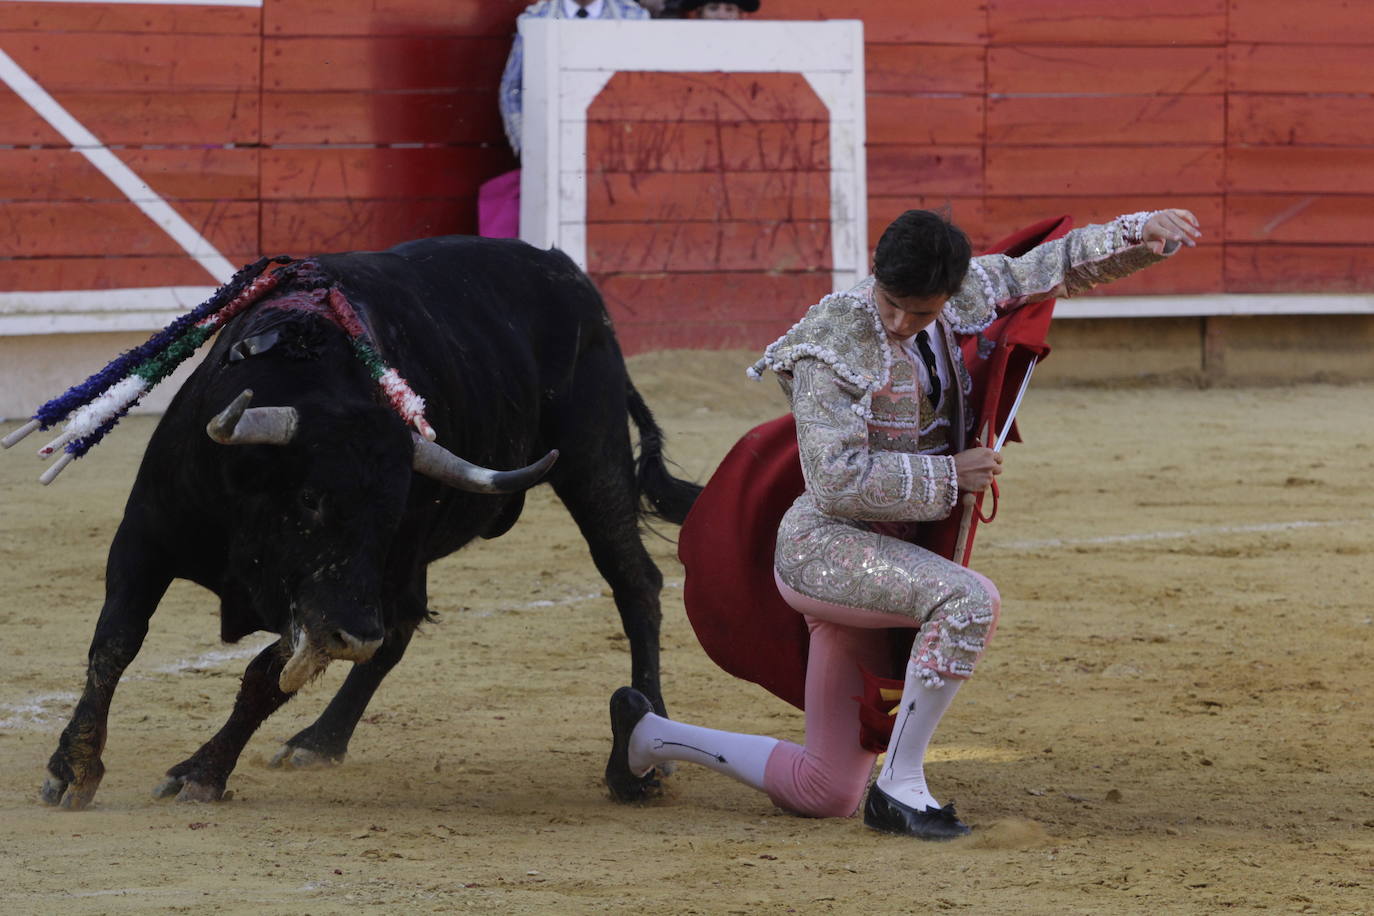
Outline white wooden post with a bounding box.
[518,18,868,292]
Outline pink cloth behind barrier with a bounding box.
[478,169,521,239]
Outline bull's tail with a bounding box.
[627,383,701,525]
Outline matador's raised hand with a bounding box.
[1142,209,1202,255]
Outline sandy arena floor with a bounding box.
[1,350,1372,914]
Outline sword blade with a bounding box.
[993,356,1038,453]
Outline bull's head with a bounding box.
[206,389,557,692]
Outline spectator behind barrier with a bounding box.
[480,0,757,239]
[676,0,759,18]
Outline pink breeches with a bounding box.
[763,570,1000,818]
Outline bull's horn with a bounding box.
[412,435,558,494]
[206,389,299,446]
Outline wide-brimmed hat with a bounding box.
[676,0,761,13]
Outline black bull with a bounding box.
[40,236,700,809]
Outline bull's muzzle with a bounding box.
[278,625,383,694]
[324,628,383,662]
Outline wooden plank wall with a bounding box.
[0,0,523,293]
[585,72,833,351]
[258,0,518,253]
[775,0,1374,301]
[3,0,1372,349]
[0,1,262,291]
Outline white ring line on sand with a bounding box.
[148,637,278,675]
[0,691,81,730]
[1,584,671,730]
[992,517,1366,551]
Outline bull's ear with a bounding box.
[207,389,299,446]
[412,435,558,494]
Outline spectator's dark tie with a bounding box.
[914,330,942,407]
[575,6,589,16]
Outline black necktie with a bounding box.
[914,330,942,407]
[575,6,589,15]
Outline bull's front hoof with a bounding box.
[605,686,661,803]
[268,744,342,770]
[39,772,67,807]
[41,766,101,810]
[152,774,225,803]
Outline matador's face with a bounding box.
[873,283,947,339]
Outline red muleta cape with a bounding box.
[678,216,1073,744]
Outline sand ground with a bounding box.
[1,350,1371,915]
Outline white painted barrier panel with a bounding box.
[518,18,868,292]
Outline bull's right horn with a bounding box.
[412,435,558,494]
[206,389,299,446]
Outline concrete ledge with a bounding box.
[1059,294,1374,319]
[1,332,206,421]
[0,287,216,336]
[1039,313,1374,387]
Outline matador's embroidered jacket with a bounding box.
[750,216,1173,532]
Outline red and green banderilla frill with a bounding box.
[2,258,435,484]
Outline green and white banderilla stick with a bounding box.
[952,356,1038,565]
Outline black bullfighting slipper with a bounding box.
[605,686,661,803]
[862,785,971,840]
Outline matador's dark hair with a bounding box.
[872,209,972,299]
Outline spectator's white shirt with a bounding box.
[562,0,606,16]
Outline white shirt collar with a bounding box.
[562,0,606,17]
[900,320,948,392]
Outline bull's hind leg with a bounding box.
[42,528,171,810]
[270,621,416,768]
[154,639,294,802]
[551,464,667,718]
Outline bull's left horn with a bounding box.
[412,435,558,494]
[206,389,299,446]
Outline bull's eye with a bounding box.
[298,489,322,515]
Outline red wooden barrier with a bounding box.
[1229,96,1374,147]
[866,44,985,94]
[869,96,984,146]
[988,46,1226,95]
[1229,149,1374,195]
[770,1,986,44]
[1228,0,1374,44]
[988,96,1224,146]
[0,257,258,293]
[264,0,527,37]
[0,2,257,33]
[3,0,1373,333]
[1229,44,1373,93]
[586,72,832,352]
[1227,246,1374,293]
[987,0,1226,44]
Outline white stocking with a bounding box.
[874,658,962,811]
[628,713,779,792]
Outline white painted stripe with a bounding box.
[0,692,79,730]
[0,287,217,336]
[552,20,865,73]
[0,49,235,283]
[995,518,1366,552]
[149,637,277,675]
[0,582,685,729]
[0,286,217,315]
[1,0,261,6]
[1058,293,1374,319]
[0,312,194,336]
